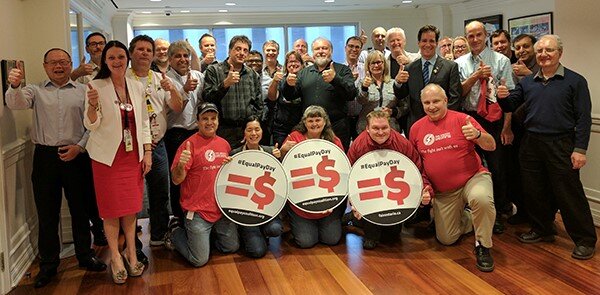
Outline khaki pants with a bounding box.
[433,172,495,248]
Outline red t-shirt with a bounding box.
[284,130,344,219]
[171,133,231,222]
[409,110,488,193]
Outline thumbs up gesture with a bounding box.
[362,73,373,88]
[359,29,368,46]
[322,62,336,83]
[286,73,297,86]
[496,78,509,99]
[512,59,532,76]
[74,56,94,77]
[462,116,481,140]
[160,72,173,92]
[183,71,198,92]
[224,62,240,88]
[395,64,409,84]
[477,60,492,79]
[178,141,193,167]
[87,83,100,111]
[272,143,281,159]
[273,71,284,83]
[396,53,409,65]
[8,62,24,88]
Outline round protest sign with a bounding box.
[215,150,288,226]
[282,139,350,213]
[348,149,423,226]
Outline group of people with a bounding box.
[4,19,595,288]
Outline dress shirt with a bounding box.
[6,80,89,147]
[166,69,201,130]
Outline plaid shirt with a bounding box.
[202,58,263,122]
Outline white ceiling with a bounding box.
[111,0,467,14]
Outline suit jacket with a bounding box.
[394,56,462,136]
[84,76,151,166]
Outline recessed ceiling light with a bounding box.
[180,10,190,13]
[219,9,228,12]
[402,0,412,3]
[141,11,152,14]
[225,2,236,6]
[215,21,233,25]
[150,0,162,2]
[324,0,335,2]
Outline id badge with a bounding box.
[123,129,134,152]
[150,119,161,143]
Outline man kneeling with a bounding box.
[409,84,497,272]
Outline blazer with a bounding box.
[394,56,462,136]
[84,77,151,166]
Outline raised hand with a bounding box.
[273,71,284,83]
[461,116,480,141]
[74,56,95,77]
[512,59,532,76]
[160,72,173,92]
[286,73,297,86]
[272,143,281,159]
[322,61,336,83]
[178,141,193,167]
[87,83,99,109]
[496,78,509,99]
[396,53,409,65]
[395,64,409,84]
[223,63,240,88]
[362,72,373,88]
[478,60,492,79]
[8,62,24,88]
[359,29,367,45]
[183,72,198,92]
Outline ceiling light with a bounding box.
[141,11,152,14]
[215,21,233,25]
[150,0,162,2]
[225,2,236,5]
[180,10,190,13]
[324,0,335,2]
[219,9,228,12]
[402,0,412,3]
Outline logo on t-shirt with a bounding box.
[423,134,435,146]
[205,150,216,162]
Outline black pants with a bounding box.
[468,112,510,214]
[360,220,403,243]
[217,124,245,150]
[504,117,526,217]
[32,145,94,272]
[331,117,350,151]
[165,128,198,221]
[520,132,597,247]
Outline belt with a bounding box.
[35,144,63,152]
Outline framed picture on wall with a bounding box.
[464,14,503,36]
[1,60,25,105]
[508,12,553,41]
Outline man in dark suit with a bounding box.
[393,25,462,137]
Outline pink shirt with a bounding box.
[409,110,488,193]
[171,133,231,222]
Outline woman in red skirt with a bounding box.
[84,40,152,284]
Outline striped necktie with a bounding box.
[423,60,431,85]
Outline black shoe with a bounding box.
[518,230,555,244]
[136,249,149,265]
[493,218,504,234]
[341,212,354,226]
[363,239,378,250]
[93,231,108,247]
[572,245,595,260]
[474,245,494,272]
[34,269,56,288]
[426,220,436,233]
[506,213,528,225]
[136,225,143,234]
[79,256,107,272]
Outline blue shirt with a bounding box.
[498,65,592,153]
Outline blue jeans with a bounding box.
[171,213,239,267]
[145,140,170,241]
[288,205,344,248]
[239,218,283,258]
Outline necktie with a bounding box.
[423,60,430,85]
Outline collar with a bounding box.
[242,144,264,151]
[421,54,437,66]
[222,58,247,75]
[44,79,76,88]
[534,64,564,81]
[470,47,492,63]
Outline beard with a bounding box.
[314,56,330,67]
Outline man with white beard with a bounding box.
[282,37,357,150]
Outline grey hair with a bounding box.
[534,34,563,53]
[386,27,406,44]
[311,37,333,51]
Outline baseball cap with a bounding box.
[197,102,219,116]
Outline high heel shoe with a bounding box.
[111,257,127,284]
[121,250,145,277]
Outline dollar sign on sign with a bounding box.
[385,166,411,205]
[251,171,276,210]
[316,155,339,193]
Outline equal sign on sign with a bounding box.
[357,177,383,201]
[226,174,252,198]
[290,166,314,189]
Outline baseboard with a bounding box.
[8,221,37,288]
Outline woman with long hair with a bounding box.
[84,40,151,284]
[280,105,345,248]
[452,36,471,59]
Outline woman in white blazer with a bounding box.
[84,40,151,284]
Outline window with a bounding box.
[133,24,357,65]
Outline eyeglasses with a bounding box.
[245,59,262,64]
[370,60,384,66]
[44,60,71,67]
[454,45,467,50]
[87,41,106,47]
[536,47,558,54]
